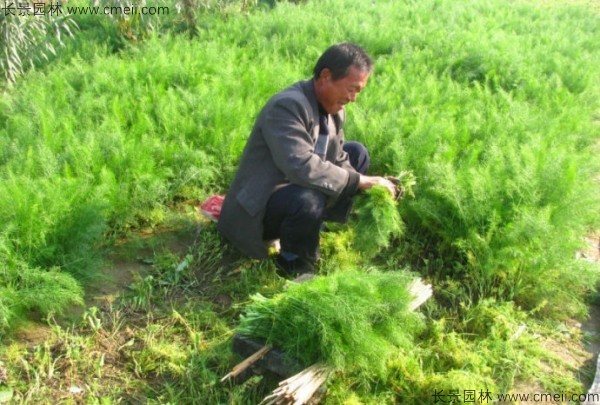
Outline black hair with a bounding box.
[312,43,373,81]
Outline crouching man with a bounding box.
[218,43,396,277]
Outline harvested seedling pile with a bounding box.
[237,270,425,380]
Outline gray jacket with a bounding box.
[217,80,360,258]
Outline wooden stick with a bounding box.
[220,345,272,382]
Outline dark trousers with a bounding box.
[262,142,370,262]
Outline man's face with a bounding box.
[315,65,370,115]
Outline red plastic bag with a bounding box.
[199,195,225,222]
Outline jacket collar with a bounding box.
[299,79,320,123]
[299,79,343,133]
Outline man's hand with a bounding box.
[358,175,398,198]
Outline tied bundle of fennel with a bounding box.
[237,270,424,380]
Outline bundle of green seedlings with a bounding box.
[351,172,415,258]
[237,270,425,382]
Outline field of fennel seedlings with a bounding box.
[0,0,599,403]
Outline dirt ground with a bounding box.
[86,231,600,397]
[6,229,600,403]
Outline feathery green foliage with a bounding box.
[353,186,404,259]
[0,260,83,331]
[238,270,425,380]
[0,0,599,401]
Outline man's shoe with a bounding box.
[275,255,315,278]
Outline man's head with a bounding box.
[313,43,373,114]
